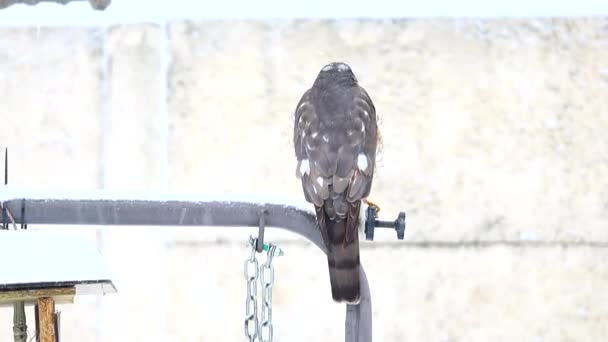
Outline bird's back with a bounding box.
[293,62,378,303]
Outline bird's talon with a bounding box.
[364,199,381,213]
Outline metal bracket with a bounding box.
[364,206,406,241]
[256,209,268,253]
[20,199,26,230]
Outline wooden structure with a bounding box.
[0,230,116,342]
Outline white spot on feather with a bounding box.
[311,132,318,138]
[299,159,310,176]
[316,176,324,186]
[297,101,310,111]
[363,110,369,118]
[357,154,368,172]
[322,134,329,142]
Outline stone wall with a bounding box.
[0,18,607,341]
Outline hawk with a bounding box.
[293,62,378,304]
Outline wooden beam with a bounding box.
[0,287,75,306]
[37,297,56,342]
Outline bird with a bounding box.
[293,62,378,304]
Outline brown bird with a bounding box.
[293,62,378,304]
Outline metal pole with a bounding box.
[12,302,27,342]
[1,188,372,342]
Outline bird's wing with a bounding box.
[294,85,377,216]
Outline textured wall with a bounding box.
[0,18,607,341]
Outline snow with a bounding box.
[0,0,606,26]
[0,230,115,294]
[0,185,314,211]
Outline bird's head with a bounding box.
[314,62,358,87]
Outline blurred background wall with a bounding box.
[0,4,607,341]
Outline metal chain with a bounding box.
[260,245,276,342]
[244,238,259,342]
[244,237,283,342]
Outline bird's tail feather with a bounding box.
[327,240,360,304]
[326,207,361,304]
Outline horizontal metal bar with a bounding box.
[0,188,371,342]
[5,198,325,246]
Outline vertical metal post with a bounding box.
[12,302,27,342]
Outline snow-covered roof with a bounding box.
[0,229,116,303]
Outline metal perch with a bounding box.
[1,187,372,342]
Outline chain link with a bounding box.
[244,239,259,342]
[260,245,276,342]
[244,237,283,342]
